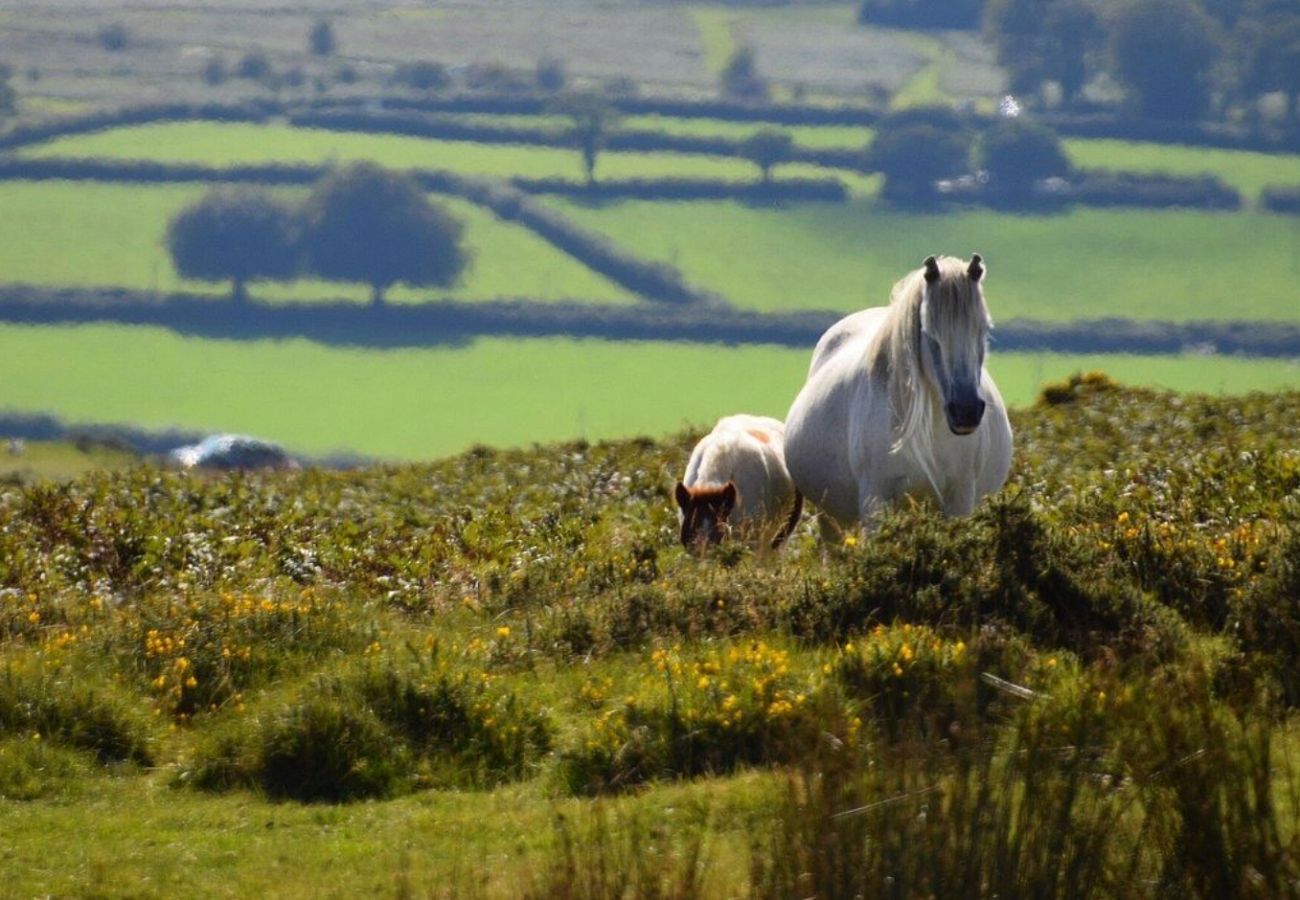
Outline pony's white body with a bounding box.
[682,415,798,539]
[784,256,1013,529]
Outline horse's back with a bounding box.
[786,308,890,526]
[806,308,888,377]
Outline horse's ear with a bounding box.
[967,253,985,282]
[923,255,941,284]
[720,481,738,511]
[674,482,691,511]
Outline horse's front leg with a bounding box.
[857,479,889,533]
[941,478,977,518]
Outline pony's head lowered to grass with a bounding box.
[674,480,737,552]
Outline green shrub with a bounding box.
[350,656,552,785]
[1230,526,1300,702]
[0,656,153,764]
[186,653,551,801]
[0,737,94,801]
[260,696,405,802]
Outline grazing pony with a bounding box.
[675,415,803,552]
[783,254,1012,531]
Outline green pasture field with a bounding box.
[550,197,1300,320]
[22,121,839,185]
[0,180,634,304]
[448,111,875,152]
[0,766,764,896]
[0,323,1294,460]
[1064,138,1300,204]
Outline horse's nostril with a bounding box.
[974,399,986,419]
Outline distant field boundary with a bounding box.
[2,285,1297,358]
[0,411,207,458]
[4,103,1285,216]
[6,97,1296,179]
[285,109,866,170]
[0,411,368,467]
[326,93,885,129]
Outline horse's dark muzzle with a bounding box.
[945,398,986,435]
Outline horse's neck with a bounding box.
[879,298,932,406]
[878,298,944,496]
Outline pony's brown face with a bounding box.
[675,481,738,552]
[919,254,991,436]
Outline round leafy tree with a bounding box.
[309,18,336,57]
[1109,0,1220,120]
[166,188,299,303]
[866,107,974,205]
[978,118,1070,196]
[299,163,470,305]
[740,128,795,184]
[550,92,621,185]
[721,46,768,102]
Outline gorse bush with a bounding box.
[125,586,360,718]
[749,660,1300,899]
[831,623,976,740]
[559,641,832,795]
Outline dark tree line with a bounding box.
[862,0,1300,126]
[866,106,1071,204]
[166,163,469,305]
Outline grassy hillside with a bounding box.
[549,197,1300,320]
[0,180,635,305]
[0,323,1295,459]
[3,382,1300,895]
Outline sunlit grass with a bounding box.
[0,323,1294,459]
[549,197,1300,320]
[1066,137,1300,204]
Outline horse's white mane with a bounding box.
[868,256,986,497]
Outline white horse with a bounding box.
[784,254,1013,532]
[675,414,803,552]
